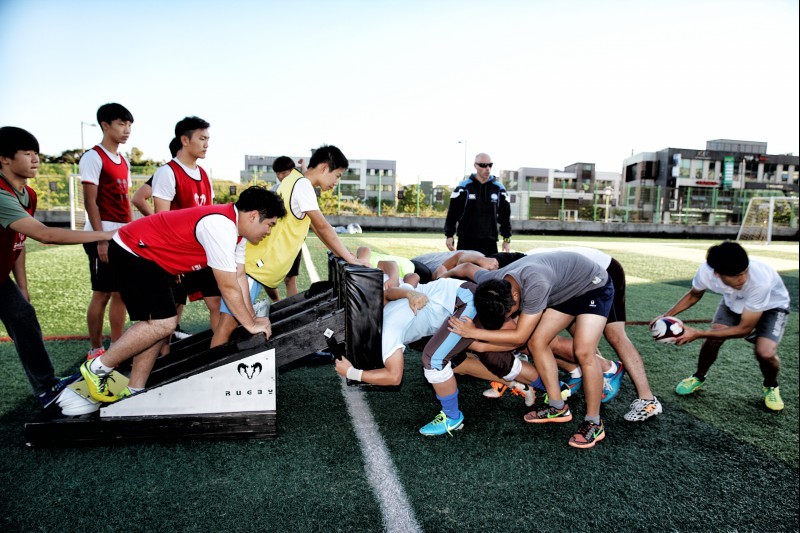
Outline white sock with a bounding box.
[569,367,582,379]
[605,361,618,375]
[128,386,144,394]
[89,358,113,375]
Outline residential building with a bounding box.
[500,163,622,221]
[241,154,397,203]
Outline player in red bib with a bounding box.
[79,103,134,361]
[152,116,220,335]
[0,127,116,409]
[79,186,286,403]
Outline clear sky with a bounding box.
[1,0,797,185]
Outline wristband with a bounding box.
[346,366,363,382]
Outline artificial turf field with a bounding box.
[1,234,797,531]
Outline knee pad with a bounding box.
[424,363,454,384]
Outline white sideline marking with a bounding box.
[341,382,422,532]
[303,248,421,532]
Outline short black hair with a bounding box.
[168,137,182,158]
[235,186,287,221]
[474,279,515,330]
[175,116,210,140]
[309,145,348,171]
[706,241,749,276]
[97,103,134,125]
[272,156,296,173]
[0,126,39,158]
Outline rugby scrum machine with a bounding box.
[24,256,384,447]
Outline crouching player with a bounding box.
[658,241,791,411]
[444,251,613,448]
[335,275,538,404]
[79,187,286,402]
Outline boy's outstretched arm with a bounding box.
[307,211,370,267]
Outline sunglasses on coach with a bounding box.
[476,162,493,168]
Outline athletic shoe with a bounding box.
[86,347,105,361]
[542,381,572,404]
[510,383,536,407]
[675,375,705,395]
[115,386,144,401]
[38,373,81,409]
[483,381,508,399]
[523,404,573,424]
[172,326,192,341]
[565,375,583,396]
[601,362,625,403]
[79,361,117,403]
[762,386,784,411]
[568,419,606,449]
[419,411,464,436]
[624,397,663,422]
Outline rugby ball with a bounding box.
[651,316,684,344]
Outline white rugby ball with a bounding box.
[651,316,685,344]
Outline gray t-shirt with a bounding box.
[474,251,608,315]
[0,175,32,229]
[412,251,458,272]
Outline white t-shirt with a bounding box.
[692,259,790,314]
[151,158,215,202]
[381,278,466,362]
[290,177,320,218]
[526,246,612,270]
[112,211,245,273]
[78,145,131,231]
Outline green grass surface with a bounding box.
[1,234,798,531]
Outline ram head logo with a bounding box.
[237,362,262,380]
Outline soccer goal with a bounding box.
[736,196,799,245]
[69,174,150,229]
[68,174,86,230]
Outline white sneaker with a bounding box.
[624,397,663,422]
[511,382,536,407]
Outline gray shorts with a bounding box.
[712,302,790,344]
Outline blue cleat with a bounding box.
[38,373,81,409]
[565,376,583,396]
[601,362,625,403]
[419,411,464,436]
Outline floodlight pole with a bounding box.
[80,121,96,153]
[458,140,467,177]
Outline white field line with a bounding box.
[302,244,421,533]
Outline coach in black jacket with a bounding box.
[444,153,511,256]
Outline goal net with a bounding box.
[69,174,150,230]
[736,196,799,245]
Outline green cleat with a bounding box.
[762,386,784,411]
[675,375,705,395]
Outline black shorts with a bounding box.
[286,251,302,278]
[109,240,178,321]
[488,252,526,269]
[551,277,614,318]
[172,268,221,304]
[606,258,627,323]
[411,260,433,284]
[83,242,118,293]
